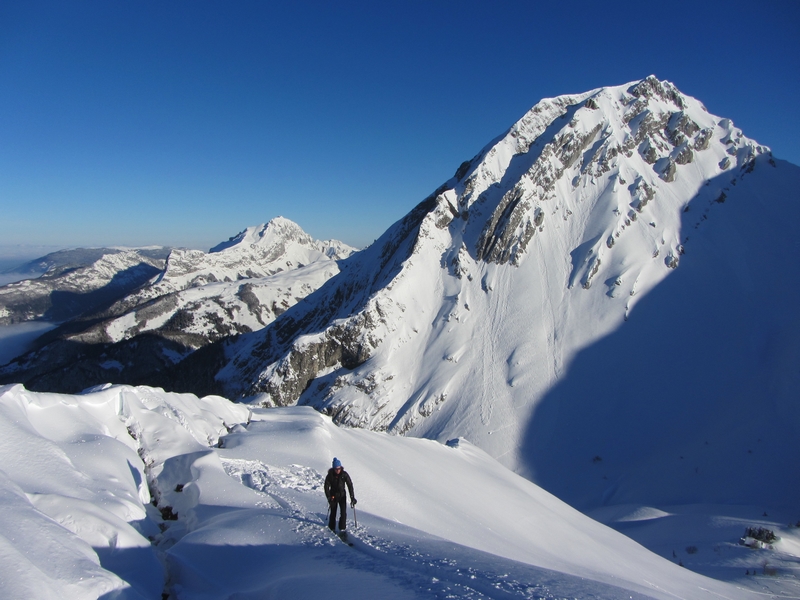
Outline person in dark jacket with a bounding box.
[324,457,356,532]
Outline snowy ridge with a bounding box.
[212,76,789,480]
[144,216,354,298]
[77,217,356,345]
[88,217,355,345]
[1,383,775,599]
[97,261,342,346]
[0,218,354,393]
[0,249,168,326]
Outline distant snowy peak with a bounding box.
[209,216,352,258]
[208,219,299,253]
[149,217,356,295]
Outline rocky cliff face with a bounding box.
[210,76,797,499]
[0,218,354,392]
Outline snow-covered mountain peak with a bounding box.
[453,76,766,268]
[205,76,799,515]
[147,217,355,295]
[209,216,313,253]
[2,77,798,599]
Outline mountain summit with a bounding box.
[207,77,799,509]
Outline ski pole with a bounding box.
[352,504,357,528]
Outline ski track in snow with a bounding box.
[2,386,792,599]
[218,457,653,600]
[479,266,511,430]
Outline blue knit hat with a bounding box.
[332,457,342,468]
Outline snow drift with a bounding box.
[0,383,768,599]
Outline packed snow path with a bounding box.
[215,456,653,599]
[0,384,795,599]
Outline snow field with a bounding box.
[0,384,767,599]
[590,504,800,597]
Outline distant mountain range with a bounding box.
[2,76,798,514]
[0,247,171,325]
[0,218,354,391]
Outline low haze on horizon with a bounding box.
[1,0,798,265]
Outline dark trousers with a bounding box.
[328,497,347,531]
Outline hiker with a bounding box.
[324,457,356,532]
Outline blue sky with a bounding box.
[1,0,798,261]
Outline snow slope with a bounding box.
[2,384,782,599]
[522,152,800,511]
[209,77,798,509]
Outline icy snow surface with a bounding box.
[2,384,796,599]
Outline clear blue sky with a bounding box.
[1,0,798,260]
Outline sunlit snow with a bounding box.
[2,384,796,599]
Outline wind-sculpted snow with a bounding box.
[1,385,774,599]
[0,383,250,599]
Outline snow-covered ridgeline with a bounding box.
[0,384,763,599]
[82,217,356,344]
[214,76,783,474]
[89,259,343,347]
[0,249,167,326]
[0,217,356,393]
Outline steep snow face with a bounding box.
[213,77,796,504]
